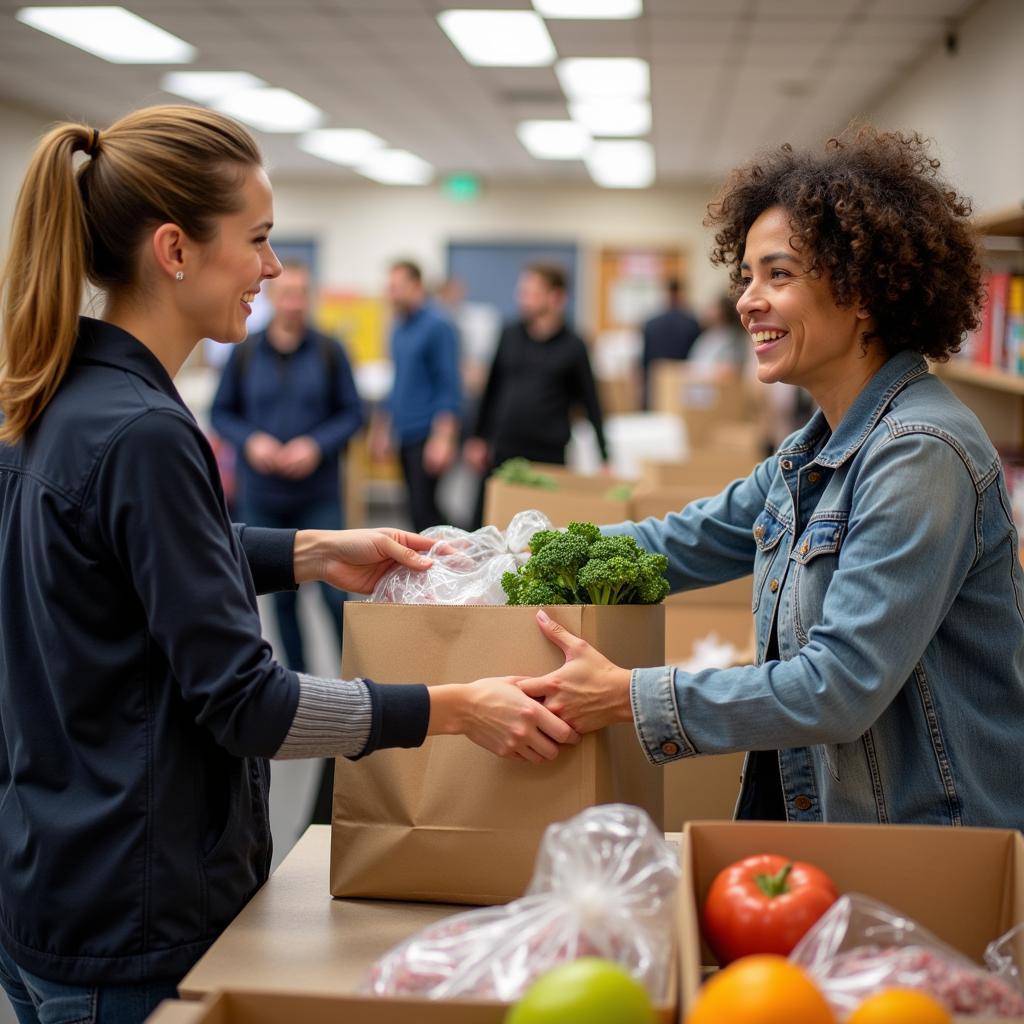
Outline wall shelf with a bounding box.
[933,360,1024,396]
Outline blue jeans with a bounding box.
[239,499,345,673]
[0,944,179,1024]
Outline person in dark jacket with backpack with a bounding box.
[211,261,361,673]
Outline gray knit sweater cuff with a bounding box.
[273,673,373,760]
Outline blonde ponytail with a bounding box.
[0,124,91,443]
[0,105,261,443]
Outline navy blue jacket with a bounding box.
[210,328,363,514]
[0,319,427,985]
[641,307,701,366]
[388,303,462,444]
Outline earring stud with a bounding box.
[175,271,184,281]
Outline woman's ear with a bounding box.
[151,223,189,282]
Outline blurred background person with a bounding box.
[370,260,461,532]
[689,293,750,374]
[640,277,701,410]
[465,263,608,528]
[211,261,362,674]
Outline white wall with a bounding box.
[267,177,727,334]
[867,0,1024,217]
[0,100,52,264]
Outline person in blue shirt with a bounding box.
[517,126,1024,831]
[0,106,576,1024]
[370,261,462,532]
[211,261,361,674]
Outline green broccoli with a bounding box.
[577,535,670,605]
[493,458,558,490]
[500,571,570,606]
[502,521,669,606]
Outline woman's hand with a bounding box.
[516,610,634,735]
[294,528,435,593]
[429,677,581,764]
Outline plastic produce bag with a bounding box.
[790,894,1024,1016]
[370,510,552,606]
[362,803,679,1002]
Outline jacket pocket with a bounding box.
[791,515,847,645]
[751,507,788,613]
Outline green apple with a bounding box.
[505,958,657,1024]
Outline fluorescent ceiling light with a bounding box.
[557,57,649,99]
[570,98,650,136]
[356,149,434,186]
[212,88,324,133]
[300,129,387,167]
[585,139,654,188]
[437,9,556,67]
[533,0,642,18]
[161,71,266,102]
[16,6,196,63]
[517,120,591,160]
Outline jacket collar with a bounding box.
[75,316,185,410]
[780,350,930,468]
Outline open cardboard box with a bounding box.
[679,820,1024,1022]
[149,977,678,1024]
[483,465,633,530]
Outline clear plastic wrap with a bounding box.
[790,894,1024,1017]
[370,511,552,606]
[362,804,679,1002]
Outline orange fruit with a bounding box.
[847,989,952,1024]
[685,954,835,1024]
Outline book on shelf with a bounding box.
[1011,276,1024,375]
[961,270,1020,375]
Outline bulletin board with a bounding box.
[597,247,687,332]
[317,291,389,366]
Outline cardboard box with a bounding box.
[630,484,709,523]
[679,820,1024,1021]
[483,468,632,530]
[661,598,752,834]
[332,603,665,905]
[664,592,753,663]
[599,372,640,416]
[640,450,760,491]
[150,983,677,1024]
[650,362,751,447]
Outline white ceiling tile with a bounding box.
[0,0,1003,183]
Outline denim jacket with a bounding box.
[612,351,1024,829]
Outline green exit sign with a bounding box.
[442,173,481,202]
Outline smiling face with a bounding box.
[736,206,882,409]
[183,166,282,343]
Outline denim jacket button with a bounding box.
[794,795,813,811]
[769,578,780,593]
[754,525,765,540]
[808,471,821,483]
[781,459,794,470]
[660,741,680,756]
[801,540,810,555]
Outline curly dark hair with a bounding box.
[704,124,984,360]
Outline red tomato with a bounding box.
[702,854,838,964]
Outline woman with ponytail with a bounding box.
[0,107,575,1024]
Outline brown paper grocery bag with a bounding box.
[331,603,665,905]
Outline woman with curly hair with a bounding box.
[520,125,1024,828]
